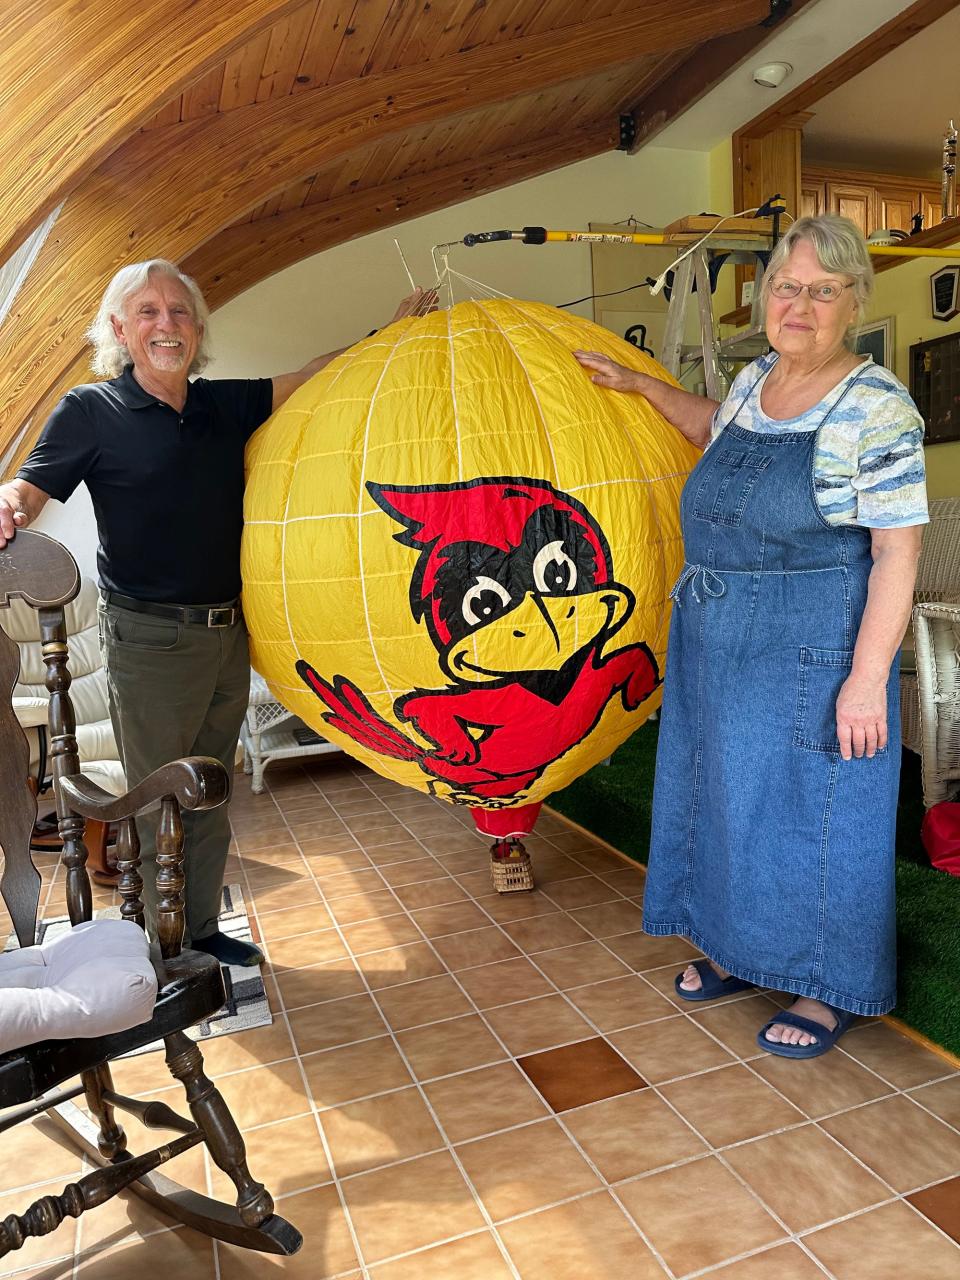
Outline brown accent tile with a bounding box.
[376,856,446,886]
[532,940,630,989]
[497,1190,664,1280]
[605,929,702,972]
[369,1232,515,1280]
[908,1175,960,1246]
[661,1062,804,1147]
[302,1035,413,1107]
[275,955,364,1008]
[75,1225,216,1279]
[267,927,347,969]
[910,1076,960,1129]
[339,913,422,955]
[391,877,467,909]
[397,1013,506,1080]
[727,1123,889,1231]
[342,1150,485,1264]
[257,900,334,940]
[751,1040,894,1117]
[688,992,782,1060]
[518,1036,646,1111]
[455,956,555,1008]
[541,875,620,910]
[375,974,473,1031]
[841,1021,957,1089]
[431,926,522,971]
[356,941,447,988]
[212,1060,309,1129]
[502,914,591,953]
[288,992,386,1053]
[703,1244,828,1278]
[822,1094,960,1191]
[564,1087,707,1180]
[568,899,647,938]
[611,1013,736,1082]
[410,900,491,937]
[456,1117,601,1219]
[425,1061,549,1142]
[218,1183,359,1278]
[566,975,676,1033]
[327,888,404,925]
[484,995,593,1056]
[618,1155,783,1275]
[805,1199,960,1280]
[208,1113,331,1200]
[320,1085,443,1176]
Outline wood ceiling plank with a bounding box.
[256,2,321,101]
[182,66,227,122]
[277,176,320,213]
[326,0,397,85]
[459,0,529,52]
[0,0,762,453]
[362,0,428,75]
[401,0,484,64]
[0,0,305,265]
[303,156,356,204]
[292,0,355,90]
[141,97,183,131]
[219,29,274,110]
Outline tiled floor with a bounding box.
[4,757,960,1279]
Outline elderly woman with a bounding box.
[575,214,926,1058]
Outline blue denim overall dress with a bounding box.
[642,365,900,1016]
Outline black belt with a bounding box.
[104,592,242,628]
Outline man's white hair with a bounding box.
[86,259,212,378]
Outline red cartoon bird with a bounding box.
[296,476,658,819]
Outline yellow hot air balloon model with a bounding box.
[243,296,700,893]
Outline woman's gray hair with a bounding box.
[762,213,874,346]
[86,259,212,377]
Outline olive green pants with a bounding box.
[99,600,250,942]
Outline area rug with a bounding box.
[5,883,271,1055]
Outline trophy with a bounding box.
[942,120,957,221]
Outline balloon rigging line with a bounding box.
[393,237,417,292]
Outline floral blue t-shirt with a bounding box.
[710,352,928,528]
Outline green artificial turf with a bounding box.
[549,718,960,1057]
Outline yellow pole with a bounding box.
[868,244,959,258]
[534,229,958,258]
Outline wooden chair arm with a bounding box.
[58,756,229,823]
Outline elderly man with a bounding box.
[0,259,432,966]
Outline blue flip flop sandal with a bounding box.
[756,1005,854,1059]
[674,958,755,1003]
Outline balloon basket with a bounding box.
[489,839,534,894]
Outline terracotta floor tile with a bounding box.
[425,1061,549,1142]
[0,1116,83,1192]
[455,1117,601,1219]
[456,868,501,896]
[208,1113,331,1201]
[563,1087,707,1181]
[274,955,365,1008]
[436,849,488,877]
[660,1062,804,1148]
[267,927,347,969]
[368,1231,515,1280]
[319,1085,444,1176]
[376,856,446,887]
[750,1042,894,1118]
[502,914,592,954]
[841,1022,957,1090]
[703,1244,828,1278]
[688,993,784,1060]
[309,866,386,898]
[567,899,647,939]
[805,1199,960,1280]
[453,956,555,1008]
[288,992,387,1053]
[257,901,334,941]
[73,1226,216,1280]
[339,913,422,956]
[248,879,323,912]
[431,926,522,971]
[471,889,560,923]
[218,1183,359,1278]
[518,1036,646,1111]
[529,853,589,884]
[909,1075,960,1130]
[212,1060,309,1129]
[356,940,447,988]
[199,1018,295,1078]
[908,1174,960,1246]
[302,1035,413,1107]
[484,995,593,1056]
[360,825,421,850]
[540,875,620,910]
[297,834,364,857]
[726,1123,889,1231]
[618,1155,783,1275]
[611,1013,736,1082]
[341,1150,485,1264]
[104,1044,177,1098]
[287,818,352,842]
[598,864,646,892]
[327,888,404,926]
[396,1013,506,1080]
[375,975,473,1031]
[298,848,370,875]
[498,1190,665,1280]
[821,1094,960,1191]
[391,877,467,910]
[565,975,677,1033]
[409,900,491,937]
[532,940,631,989]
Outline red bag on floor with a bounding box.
[921,802,960,876]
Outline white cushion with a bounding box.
[0,919,157,1053]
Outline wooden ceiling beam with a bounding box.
[0,0,306,266]
[0,0,763,457]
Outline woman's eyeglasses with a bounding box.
[768,278,852,303]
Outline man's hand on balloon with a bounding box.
[391,286,439,323]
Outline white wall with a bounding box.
[36,144,713,576]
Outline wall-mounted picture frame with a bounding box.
[855,316,894,369]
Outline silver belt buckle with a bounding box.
[207,606,234,628]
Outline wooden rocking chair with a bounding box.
[0,530,301,1260]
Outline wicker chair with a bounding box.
[906,497,960,808]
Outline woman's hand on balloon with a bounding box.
[573,350,643,393]
[836,674,887,760]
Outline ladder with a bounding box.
[661,237,771,399]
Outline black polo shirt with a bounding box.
[17,367,273,604]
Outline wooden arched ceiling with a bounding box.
[1,0,780,476]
